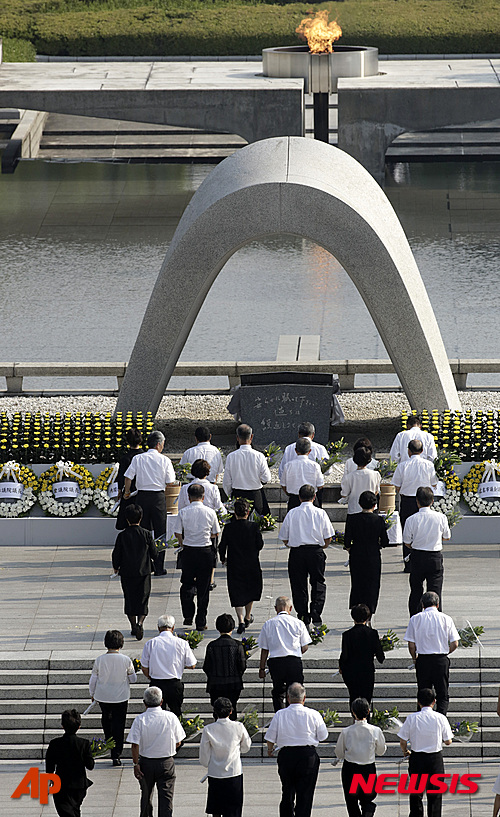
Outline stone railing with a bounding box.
[1,359,500,395]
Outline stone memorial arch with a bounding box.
[116,137,460,416]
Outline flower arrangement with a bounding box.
[309,624,329,645]
[376,459,398,480]
[458,624,484,648]
[451,719,479,743]
[319,708,341,727]
[238,706,259,737]
[173,461,192,483]
[433,450,462,481]
[177,630,204,649]
[462,461,500,515]
[132,658,142,673]
[315,438,347,473]
[93,464,119,516]
[153,534,178,553]
[0,410,154,464]
[432,461,461,515]
[179,714,204,739]
[380,629,401,652]
[241,636,258,658]
[335,529,345,547]
[38,460,94,517]
[383,511,396,530]
[371,707,402,733]
[90,736,116,757]
[263,442,282,468]
[253,512,278,532]
[445,508,463,529]
[0,461,38,517]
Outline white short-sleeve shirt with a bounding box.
[341,468,381,514]
[199,718,252,778]
[335,720,386,764]
[390,429,437,464]
[89,653,136,703]
[172,501,220,547]
[392,456,438,496]
[279,501,334,547]
[180,442,224,483]
[222,445,271,494]
[403,507,450,551]
[265,704,328,749]
[278,439,329,480]
[124,448,175,491]
[404,606,459,654]
[281,455,324,494]
[397,707,453,753]
[141,630,197,679]
[177,478,223,512]
[258,612,311,658]
[127,706,185,758]
[343,457,378,477]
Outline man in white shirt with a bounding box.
[222,424,271,515]
[392,439,438,571]
[279,421,330,507]
[124,430,176,576]
[390,415,437,464]
[335,697,386,817]
[405,591,459,716]
[404,487,451,615]
[398,688,453,817]
[141,614,196,718]
[265,682,328,817]
[258,596,312,711]
[279,484,334,628]
[173,483,221,631]
[280,437,324,513]
[179,426,224,483]
[127,686,185,817]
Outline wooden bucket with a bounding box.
[165,484,181,514]
[379,483,396,514]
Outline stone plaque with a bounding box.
[239,373,333,448]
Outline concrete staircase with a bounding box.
[1,653,498,762]
[265,483,346,526]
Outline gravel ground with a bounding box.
[1,390,500,456]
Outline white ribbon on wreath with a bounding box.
[105,463,119,486]
[480,460,500,484]
[54,460,81,483]
[0,461,20,483]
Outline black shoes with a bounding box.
[112,758,122,767]
[135,624,144,640]
[237,622,245,635]
[183,618,193,626]
[131,624,138,636]
[244,614,254,628]
[154,569,167,576]
[209,583,217,591]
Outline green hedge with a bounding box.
[2,38,36,62]
[1,1,499,59]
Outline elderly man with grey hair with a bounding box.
[405,591,459,716]
[124,430,176,576]
[127,686,185,817]
[258,596,311,711]
[265,682,328,817]
[141,615,196,717]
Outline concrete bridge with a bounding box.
[0,57,498,181]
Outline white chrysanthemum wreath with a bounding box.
[432,469,461,514]
[93,464,119,516]
[38,460,94,517]
[462,460,500,515]
[0,461,39,518]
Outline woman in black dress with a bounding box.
[112,503,156,640]
[339,603,385,708]
[219,498,264,635]
[344,490,389,615]
[115,427,143,531]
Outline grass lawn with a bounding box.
[0,1,498,61]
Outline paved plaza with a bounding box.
[0,530,499,815]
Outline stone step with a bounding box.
[2,666,498,685]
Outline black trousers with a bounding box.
[277,745,320,817]
[400,495,419,565]
[409,550,444,615]
[179,545,213,629]
[408,750,444,817]
[287,546,326,626]
[209,684,241,720]
[415,654,450,715]
[136,490,167,574]
[53,789,87,817]
[341,759,377,817]
[342,669,375,709]
[231,488,264,515]
[267,656,304,712]
[98,700,128,758]
[149,678,184,718]
[139,755,176,817]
